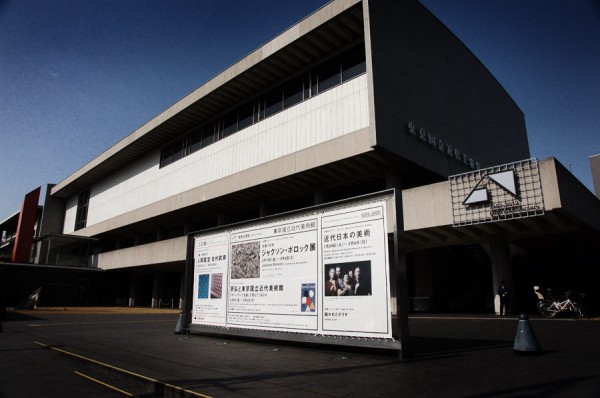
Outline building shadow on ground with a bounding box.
[4,309,45,321]
[408,336,513,358]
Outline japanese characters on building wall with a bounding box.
[191,194,393,338]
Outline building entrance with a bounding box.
[408,245,493,313]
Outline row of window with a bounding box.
[74,189,90,231]
[160,43,366,168]
[74,45,366,231]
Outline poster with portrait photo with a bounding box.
[324,260,371,297]
[321,204,391,337]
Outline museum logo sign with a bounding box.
[449,159,545,226]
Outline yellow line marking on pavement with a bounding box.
[29,319,174,327]
[35,341,212,398]
[74,370,138,397]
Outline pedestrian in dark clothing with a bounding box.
[498,281,510,316]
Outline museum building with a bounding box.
[2,0,599,316]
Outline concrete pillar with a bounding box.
[179,272,185,310]
[489,233,513,315]
[151,273,162,308]
[386,168,410,358]
[128,277,138,307]
[412,251,434,312]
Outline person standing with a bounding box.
[347,270,356,292]
[337,275,354,296]
[335,267,344,290]
[325,268,338,296]
[498,281,510,316]
[354,267,371,296]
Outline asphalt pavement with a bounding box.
[1,309,598,397]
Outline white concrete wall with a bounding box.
[402,181,453,231]
[98,236,186,270]
[63,75,370,233]
[63,195,78,233]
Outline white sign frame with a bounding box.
[184,190,402,349]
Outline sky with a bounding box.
[0,0,599,219]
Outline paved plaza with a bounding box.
[1,308,598,397]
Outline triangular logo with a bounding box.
[488,170,517,196]
[463,169,518,206]
[464,188,488,205]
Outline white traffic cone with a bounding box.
[174,311,184,334]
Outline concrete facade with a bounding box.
[366,1,529,175]
[4,0,597,317]
[54,0,529,242]
[401,157,600,314]
[403,158,600,234]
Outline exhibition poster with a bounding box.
[321,204,390,336]
[190,194,392,338]
[227,219,319,331]
[191,232,229,326]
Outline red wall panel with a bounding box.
[12,187,41,263]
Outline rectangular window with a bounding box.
[238,102,254,130]
[317,55,341,93]
[160,144,173,168]
[119,237,135,249]
[222,111,238,138]
[257,98,265,121]
[264,87,283,117]
[311,69,318,96]
[342,45,366,81]
[172,138,185,162]
[140,231,157,244]
[162,225,184,240]
[74,189,90,231]
[303,72,311,100]
[189,128,203,154]
[214,119,224,140]
[283,75,304,108]
[204,121,218,145]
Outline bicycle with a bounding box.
[534,287,585,318]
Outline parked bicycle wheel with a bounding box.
[537,301,555,318]
[536,301,544,315]
[573,303,585,318]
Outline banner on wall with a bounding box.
[190,191,393,339]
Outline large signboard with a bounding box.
[449,158,545,226]
[189,193,393,339]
